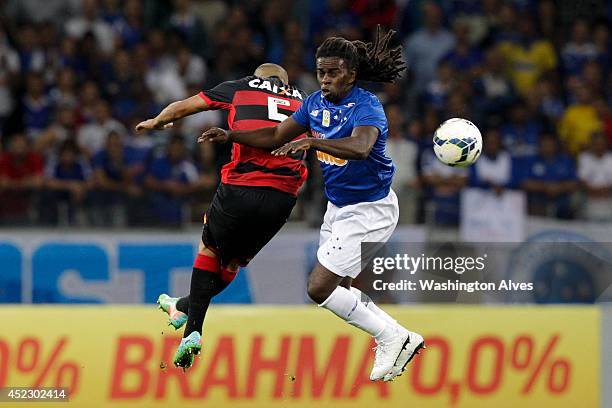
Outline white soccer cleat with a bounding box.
[370,326,411,381]
[382,329,425,382]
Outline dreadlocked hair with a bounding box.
[315,25,405,83]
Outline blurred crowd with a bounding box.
[0,0,610,227]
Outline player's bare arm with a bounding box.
[272,125,378,160]
[135,95,209,132]
[199,116,308,149]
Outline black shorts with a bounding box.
[202,183,297,266]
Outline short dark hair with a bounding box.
[315,25,405,83]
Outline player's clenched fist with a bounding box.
[199,127,230,144]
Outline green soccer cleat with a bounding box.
[157,294,188,330]
[173,331,202,369]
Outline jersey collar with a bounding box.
[321,86,358,106]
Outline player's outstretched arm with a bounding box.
[135,95,208,132]
[272,125,378,160]
[199,117,308,149]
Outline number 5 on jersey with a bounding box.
[268,97,290,121]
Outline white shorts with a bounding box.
[317,189,399,278]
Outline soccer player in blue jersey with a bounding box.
[202,27,424,382]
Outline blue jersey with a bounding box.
[292,87,394,207]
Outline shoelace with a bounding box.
[372,341,391,362]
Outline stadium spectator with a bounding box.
[472,47,515,120]
[490,3,519,45]
[311,0,361,42]
[441,21,482,75]
[561,19,598,77]
[469,128,512,193]
[385,104,419,223]
[40,139,91,225]
[15,24,46,72]
[175,46,207,89]
[496,14,557,96]
[77,99,126,156]
[124,118,153,174]
[420,148,468,226]
[57,36,86,77]
[578,132,612,221]
[500,101,542,160]
[188,0,228,35]
[103,50,139,114]
[423,61,455,112]
[90,130,142,226]
[0,133,43,223]
[65,0,116,54]
[75,81,101,125]
[192,140,218,189]
[144,134,199,226]
[168,0,209,58]
[581,60,605,97]
[351,0,397,32]
[21,72,53,141]
[49,68,78,108]
[145,47,190,105]
[112,0,145,50]
[520,133,578,219]
[34,105,78,158]
[442,1,485,43]
[558,84,602,155]
[100,0,124,26]
[260,0,289,64]
[594,21,611,77]
[535,75,565,124]
[444,91,472,121]
[404,1,455,91]
[537,0,562,47]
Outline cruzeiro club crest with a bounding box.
[322,110,331,127]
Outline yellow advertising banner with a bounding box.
[0,306,600,408]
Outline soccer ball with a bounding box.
[433,118,482,167]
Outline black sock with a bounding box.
[176,284,226,315]
[213,281,230,296]
[176,296,189,314]
[183,268,222,338]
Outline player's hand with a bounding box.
[135,119,174,132]
[198,127,229,144]
[272,138,313,156]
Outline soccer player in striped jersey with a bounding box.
[136,63,307,369]
[202,27,424,382]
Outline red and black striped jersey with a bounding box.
[198,76,307,196]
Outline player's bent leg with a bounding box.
[172,255,242,369]
[349,287,425,381]
[173,243,222,369]
[157,243,217,331]
[309,263,408,381]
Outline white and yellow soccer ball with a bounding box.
[432,118,482,167]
